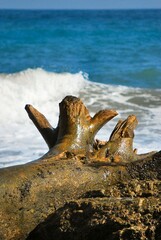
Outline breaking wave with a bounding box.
[0,68,161,168]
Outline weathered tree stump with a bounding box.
[26,96,118,157]
[0,95,160,240]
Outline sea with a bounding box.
[0,9,161,168]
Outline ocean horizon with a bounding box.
[0,9,161,167]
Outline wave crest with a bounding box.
[0,68,87,125]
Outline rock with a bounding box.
[27,179,161,240]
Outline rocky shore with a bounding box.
[0,96,160,240]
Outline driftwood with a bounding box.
[25,96,118,157]
[0,95,160,240]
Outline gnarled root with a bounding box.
[25,96,118,159]
[25,96,156,163]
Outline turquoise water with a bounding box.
[0,9,161,88]
[0,10,161,167]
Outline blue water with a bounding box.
[0,9,161,167]
[0,9,161,88]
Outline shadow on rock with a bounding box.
[27,195,161,240]
[27,201,124,240]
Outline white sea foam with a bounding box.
[0,68,161,168]
[0,68,86,125]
